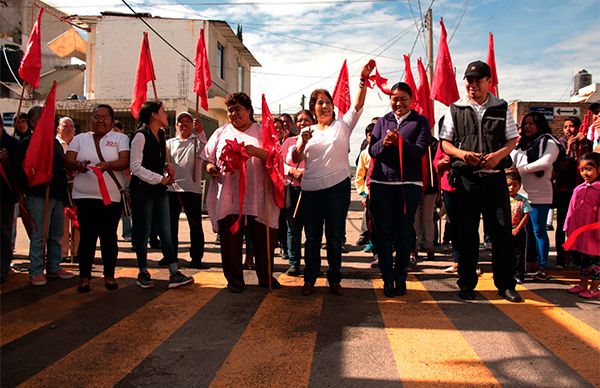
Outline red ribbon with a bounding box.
[64,206,79,229]
[366,59,392,95]
[219,139,250,234]
[563,222,600,251]
[89,166,112,205]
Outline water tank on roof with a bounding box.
[0,44,23,83]
[573,69,592,95]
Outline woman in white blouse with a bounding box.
[290,62,373,296]
[511,112,560,281]
[66,104,129,293]
[201,92,280,293]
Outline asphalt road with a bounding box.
[2,189,598,387]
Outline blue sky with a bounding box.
[47,0,600,160]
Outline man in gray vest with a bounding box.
[439,60,522,303]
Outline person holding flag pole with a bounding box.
[290,61,374,297]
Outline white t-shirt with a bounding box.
[290,107,362,191]
[166,132,207,194]
[68,131,130,202]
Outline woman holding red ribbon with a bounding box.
[368,82,431,298]
[65,104,130,293]
[201,92,280,293]
[290,61,374,297]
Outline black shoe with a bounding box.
[458,288,476,300]
[500,289,523,303]
[286,265,301,276]
[77,284,91,293]
[189,260,210,269]
[395,280,407,296]
[383,281,395,298]
[105,282,119,291]
[329,282,343,296]
[157,257,169,267]
[356,236,369,246]
[227,283,245,293]
[340,245,349,254]
[260,278,281,290]
[302,282,315,296]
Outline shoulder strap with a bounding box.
[93,133,125,192]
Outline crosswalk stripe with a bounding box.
[477,274,600,386]
[373,276,501,386]
[1,268,137,346]
[19,271,226,388]
[210,276,326,388]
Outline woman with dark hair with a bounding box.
[201,92,280,293]
[66,104,130,292]
[511,111,561,280]
[555,116,591,267]
[280,113,295,136]
[130,100,194,289]
[290,61,374,296]
[368,82,431,297]
[281,109,315,276]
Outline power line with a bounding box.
[56,0,407,7]
[448,0,468,43]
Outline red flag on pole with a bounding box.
[130,32,157,120]
[23,81,57,187]
[261,95,285,209]
[332,60,351,115]
[403,54,419,109]
[194,29,212,111]
[417,58,435,128]
[18,8,43,89]
[486,32,499,96]
[430,18,459,106]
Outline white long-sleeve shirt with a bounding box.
[511,139,559,205]
[130,131,163,185]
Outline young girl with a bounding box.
[564,152,600,299]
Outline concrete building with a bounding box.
[1,1,261,137]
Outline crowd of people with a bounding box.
[1,59,598,301]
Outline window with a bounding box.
[217,42,225,79]
[237,63,244,92]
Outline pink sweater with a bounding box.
[564,180,600,256]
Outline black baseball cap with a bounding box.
[464,60,491,79]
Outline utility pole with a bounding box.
[426,8,434,83]
[300,94,306,110]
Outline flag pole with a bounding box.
[192,95,199,183]
[293,191,302,219]
[144,33,158,100]
[427,147,434,188]
[264,178,273,291]
[16,84,27,121]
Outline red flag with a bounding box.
[130,32,157,120]
[403,55,419,109]
[580,110,592,135]
[194,29,212,111]
[486,32,499,96]
[261,95,285,209]
[23,81,57,187]
[417,58,435,128]
[332,60,351,115]
[18,8,43,89]
[366,59,392,95]
[430,18,460,106]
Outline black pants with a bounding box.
[454,172,516,292]
[555,190,572,266]
[513,229,526,278]
[168,192,205,261]
[1,202,15,281]
[75,199,121,279]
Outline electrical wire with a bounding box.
[56,0,407,8]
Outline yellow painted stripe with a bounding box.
[477,274,600,386]
[1,268,139,346]
[373,277,500,386]
[19,271,225,388]
[547,270,580,283]
[210,276,326,388]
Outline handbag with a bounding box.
[92,134,132,217]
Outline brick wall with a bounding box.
[508,101,591,138]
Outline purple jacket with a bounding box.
[564,180,600,257]
[368,110,431,183]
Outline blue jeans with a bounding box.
[528,203,551,269]
[26,195,64,276]
[286,185,303,267]
[131,190,176,270]
[443,190,461,263]
[370,183,422,283]
[302,178,350,284]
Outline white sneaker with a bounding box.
[444,265,458,273]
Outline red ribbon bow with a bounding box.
[219,139,250,234]
[89,166,112,206]
[64,206,80,229]
[366,59,392,96]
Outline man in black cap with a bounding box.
[439,60,522,303]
